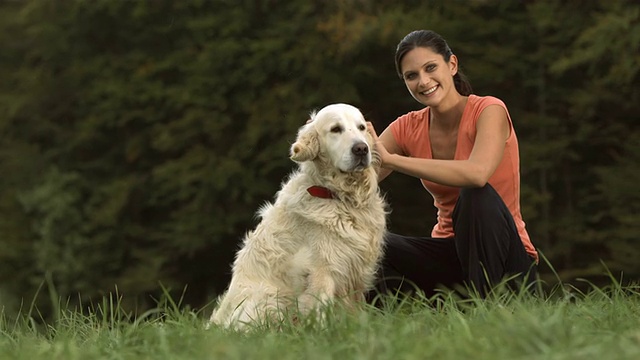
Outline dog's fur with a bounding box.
[209,103,387,330]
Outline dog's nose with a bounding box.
[351,142,369,157]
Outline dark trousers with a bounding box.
[371,184,537,300]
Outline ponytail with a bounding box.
[454,70,473,96]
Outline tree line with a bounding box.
[0,0,638,319]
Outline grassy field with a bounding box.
[1,280,639,360]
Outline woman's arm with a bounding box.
[369,105,510,187]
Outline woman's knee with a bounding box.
[454,184,510,223]
[458,184,501,208]
[380,233,417,266]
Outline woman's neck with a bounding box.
[430,93,468,132]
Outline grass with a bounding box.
[1,278,639,360]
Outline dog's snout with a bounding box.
[351,142,369,157]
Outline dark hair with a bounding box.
[394,30,472,96]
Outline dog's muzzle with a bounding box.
[350,141,371,170]
[352,142,369,157]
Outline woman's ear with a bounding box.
[449,54,459,76]
[290,125,319,162]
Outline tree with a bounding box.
[547,0,640,281]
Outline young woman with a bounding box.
[367,30,538,299]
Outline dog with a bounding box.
[208,103,387,330]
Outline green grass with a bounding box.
[1,279,639,360]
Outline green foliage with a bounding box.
[537,0,640,280]
[592,134,640,275]
[19,168,105,298]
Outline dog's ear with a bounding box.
[290,125,320,162]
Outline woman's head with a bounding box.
[395,30,472,96]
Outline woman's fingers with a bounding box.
[366,122,378,139]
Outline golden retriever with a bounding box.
[209,103,386,330]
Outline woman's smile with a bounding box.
[421,85,438,96]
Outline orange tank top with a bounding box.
[390,95,538,262]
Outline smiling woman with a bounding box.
[399,47,466,107]
[367,30,538,301]
[395,31,473,99]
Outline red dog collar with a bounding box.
[307,186,334,199]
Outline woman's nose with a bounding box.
[418,71,431,86]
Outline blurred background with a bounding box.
[0,0,638,320]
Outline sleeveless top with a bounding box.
[390,95,538,261]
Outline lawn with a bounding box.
[1,281,639,360]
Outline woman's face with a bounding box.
[399,46,458,106]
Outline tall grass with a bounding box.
[1,255,639,360]
[1,275,639,360]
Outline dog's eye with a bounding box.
[358,124,366,131]
[330,125,343,133]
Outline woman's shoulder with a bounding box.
[391,107,429,130]
[396,106,430,122]
[390,107,430,145]
[464,95,510,123]
[468,94,507,109]
[464,95,515,138]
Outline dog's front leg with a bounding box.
[298,267,335,323]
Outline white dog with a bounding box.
[209,103,387,330]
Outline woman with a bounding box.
[367,30,538,299]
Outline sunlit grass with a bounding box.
[1,275,639,360]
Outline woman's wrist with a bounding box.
[383,153,400,170]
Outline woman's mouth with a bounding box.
[421,85,438,96]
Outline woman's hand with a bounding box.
[367,122,394,182]
[367,122,386,159]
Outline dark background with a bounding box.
[0,0,638,319]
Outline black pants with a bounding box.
[371,184,537,300]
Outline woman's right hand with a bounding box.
[367,122,390,162]
[367,121,395,181]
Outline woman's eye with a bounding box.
[404,73,416,80]
[427,64,436,71]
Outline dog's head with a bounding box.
[290,103,374,173]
